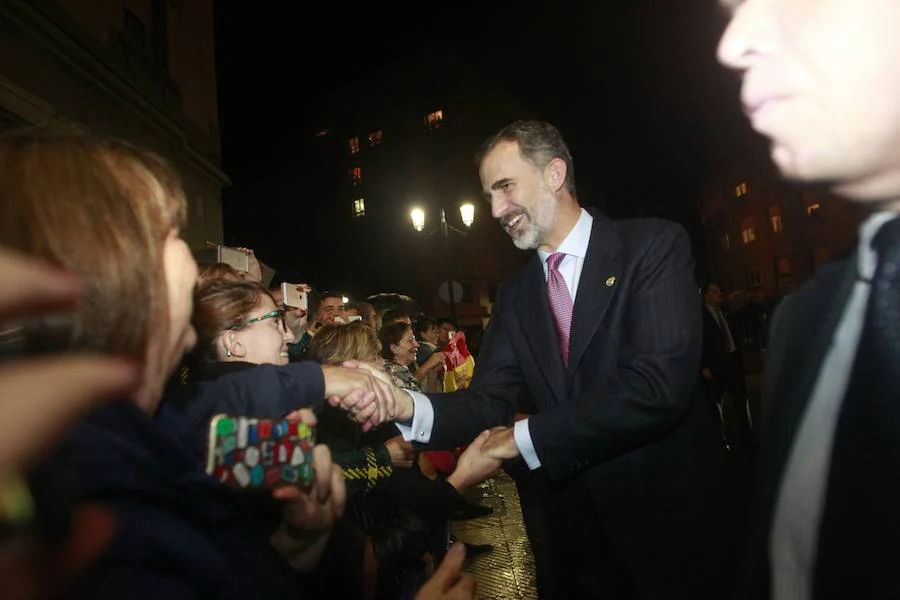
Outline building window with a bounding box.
[368,130,383,146]
[425,110,444,130]
[350,167,361,186]
[741,217,756,244]
[352,198,366,218]
[348,137,360,154]
[748,266,762,288]
[769,205,783,233]
[806,201,821,217]
[722,233,731,251]
[735,181,748,198]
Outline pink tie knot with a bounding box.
[547,252,565,271]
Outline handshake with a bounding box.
[323,362,522,462]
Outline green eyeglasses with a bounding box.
[230,310,285,331]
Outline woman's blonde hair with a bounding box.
[0,125,187,362]
[307,322,380,365]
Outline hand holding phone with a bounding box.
[216,245,250,272]
[280,283,308,311]
[205,414,315,489]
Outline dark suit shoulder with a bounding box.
[611,217,688,244]
[772,254,853,328]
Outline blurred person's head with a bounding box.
[356,301,377,329]
[415,317,439,346]
[306,322,381,366]
[702,282,724,308]
[193,279,294,366]
[436,318,456,346]
[717,0,900,205]
[197,262,243,287]
[0,126,194,414]
[315,292,345,327]
[380,321,418,367]
[381,308,411,328]
[270,286,307,338]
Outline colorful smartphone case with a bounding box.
[205,414,315,489]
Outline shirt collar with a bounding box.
[858,210,899,281]
[537,208,592,265]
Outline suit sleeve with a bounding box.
[527,222,703,481]
[423,284,529,448]
[181,362,326,442]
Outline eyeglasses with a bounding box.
[230,310,285,332]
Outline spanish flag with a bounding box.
[442,331,475,392]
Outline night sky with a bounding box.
[214,1,753,280]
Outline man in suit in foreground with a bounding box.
[341,120,737,598]
[718,1,900,598]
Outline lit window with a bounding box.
[741,217,756,244]
[735,181,748,198]
[352,198,366,218]
[348,137,360,154]
[350,167,361,186]
[722,233,731,251]
[425,110,444,129]
[806,202,821,217]
[368,130,383,146]
[769,205,783,233]
[315,129,329,138]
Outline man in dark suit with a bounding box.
[700,282,754,451]
[718,1,900,598]
[342,120,737,598]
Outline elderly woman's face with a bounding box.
[163,231,198,371]
[390,327,419,367]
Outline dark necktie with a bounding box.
[813,215,900,592]
[546,252,573,367]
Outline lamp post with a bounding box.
[410,202,475,325]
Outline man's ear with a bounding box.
[544,158,567,193]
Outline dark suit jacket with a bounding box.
[741,249,900,599]
[701,305,739,377]
[424,210,733,590]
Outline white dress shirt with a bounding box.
[396,209,594,471]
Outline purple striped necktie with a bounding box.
[546,252,573,366]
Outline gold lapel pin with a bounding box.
[606,276,616,287]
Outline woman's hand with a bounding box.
[384,435,417,468]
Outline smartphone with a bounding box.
[216,245,249,272]
[333,315,362,325]
[280,283,308,311]
[205,414,315,489]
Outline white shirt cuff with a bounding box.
[393,390,433,443]
[514,418,542,470]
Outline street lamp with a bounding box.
[409,203,476,324]
[410,207,425,232]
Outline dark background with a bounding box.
[213,1,750,285]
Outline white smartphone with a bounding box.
[333,315,362,325]
[280,283,307,311]
[216,245,249,272]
